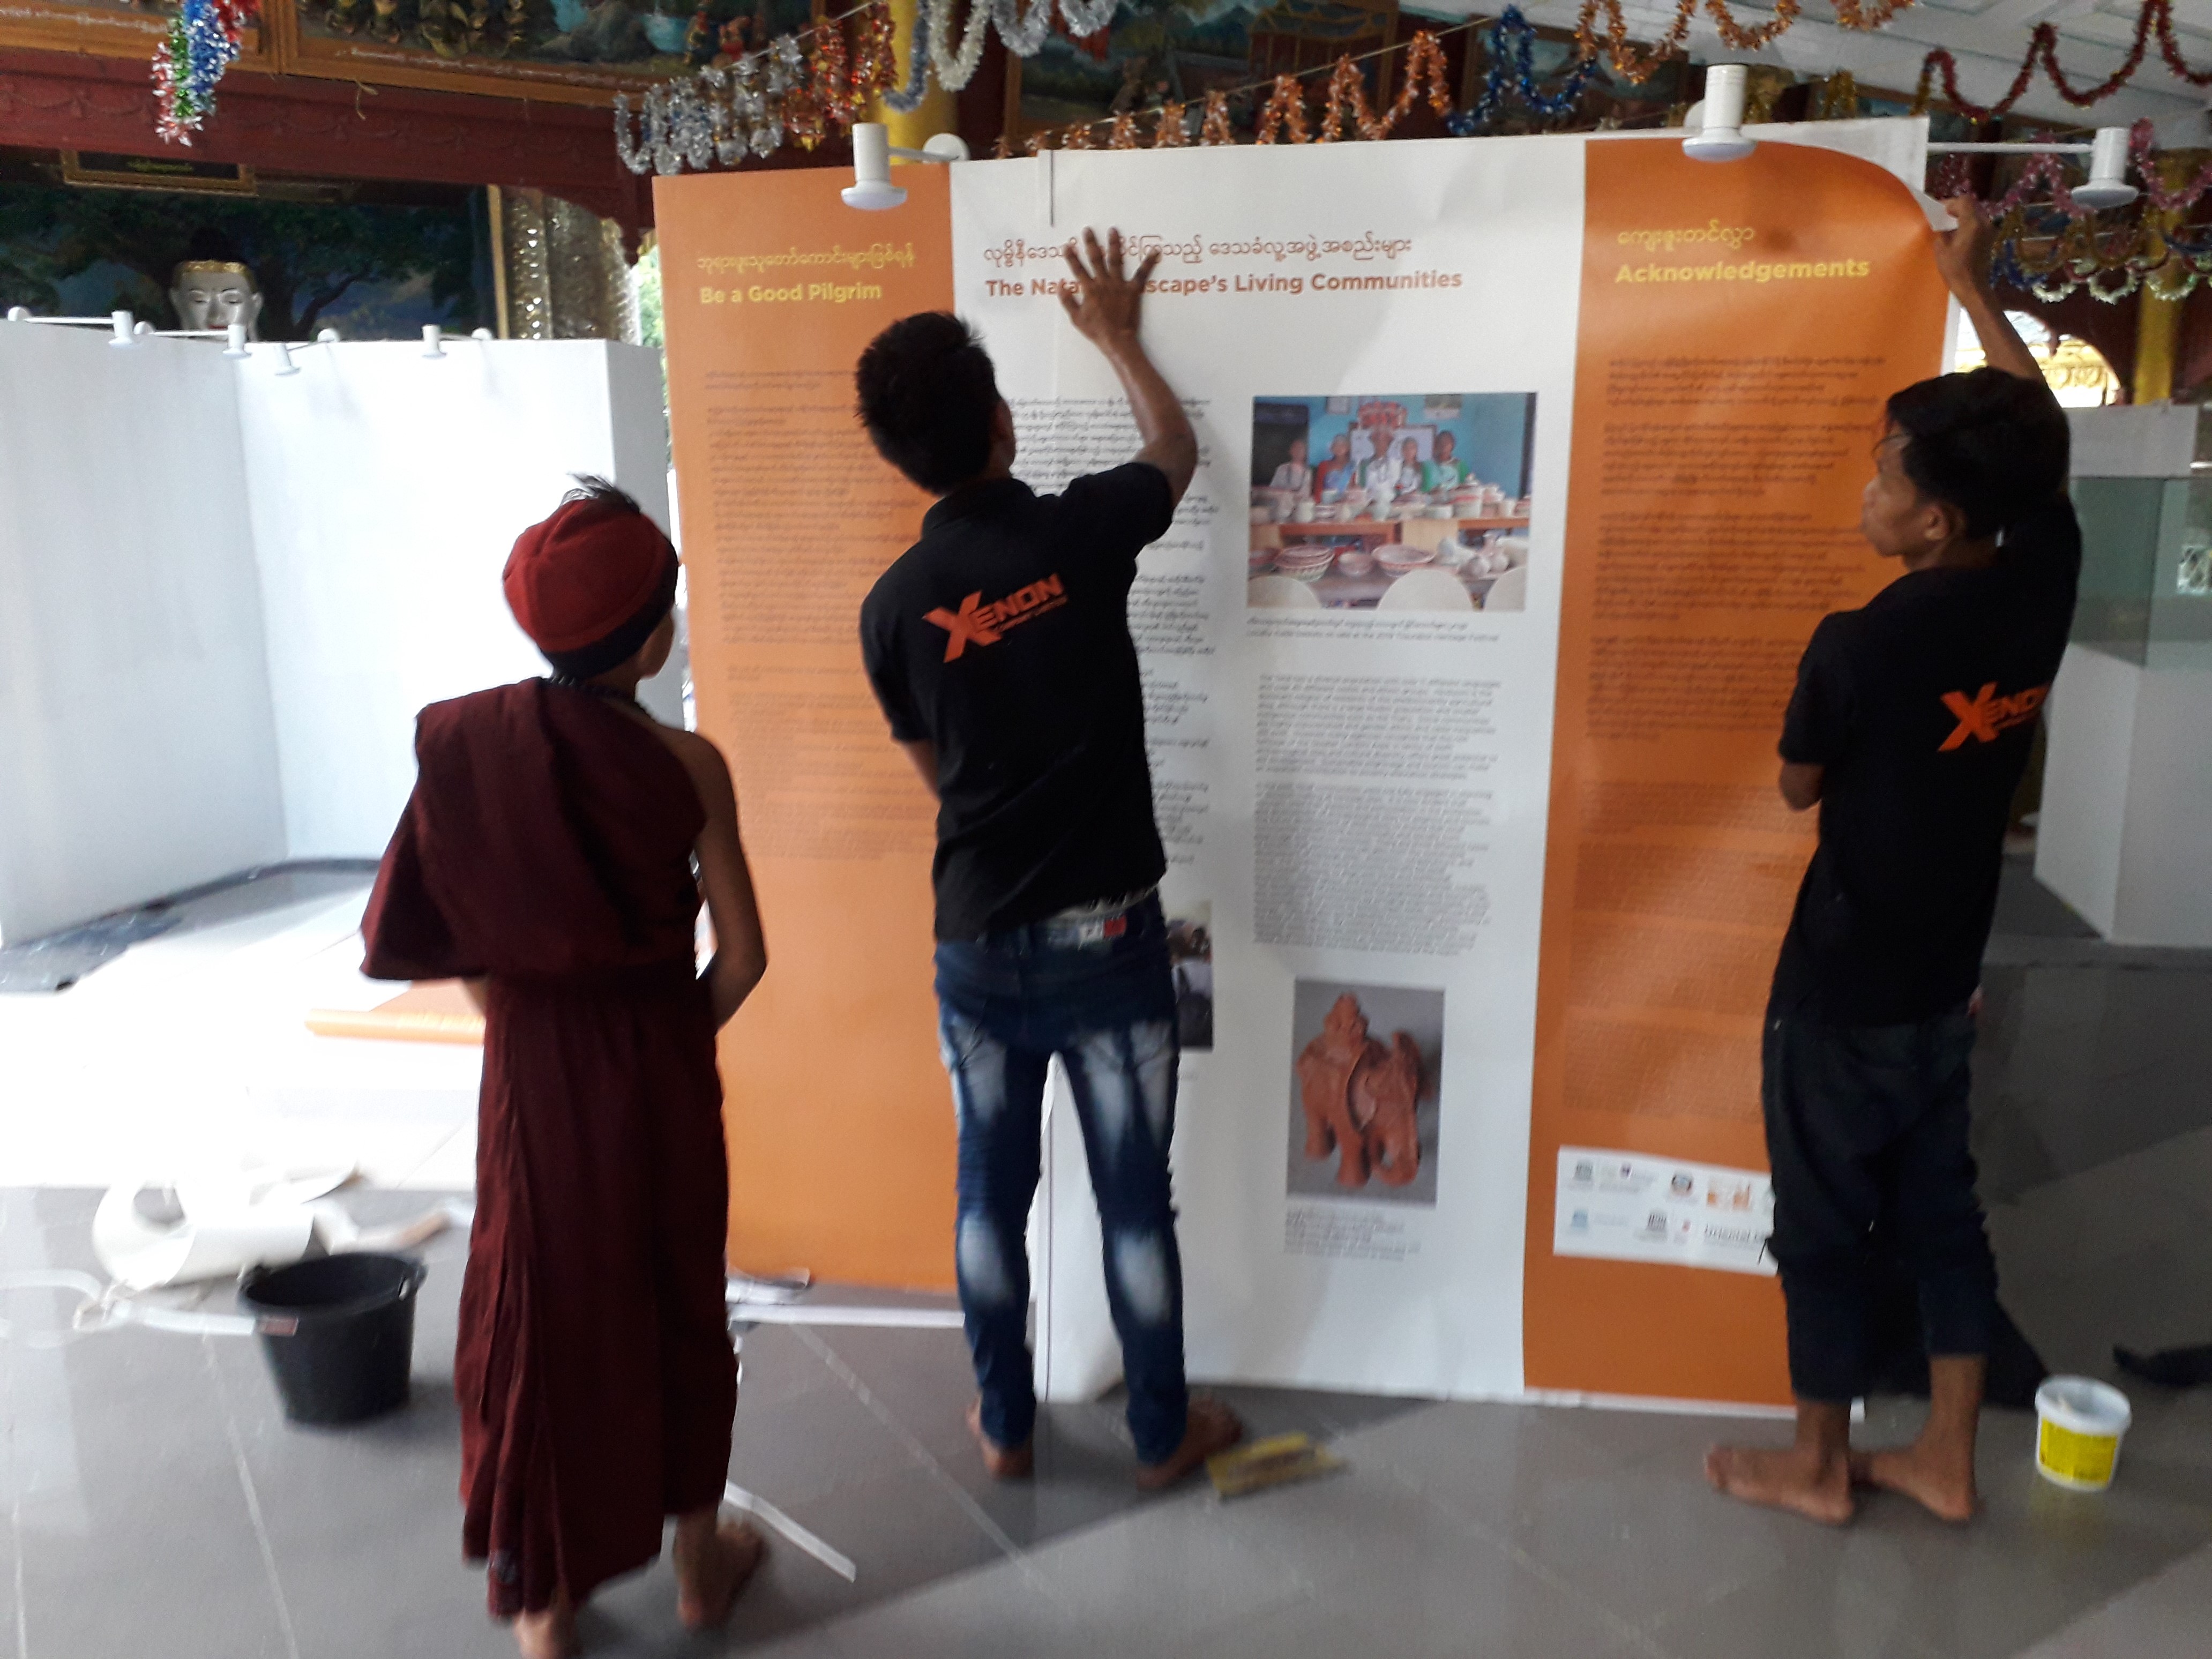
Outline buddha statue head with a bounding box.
[170,261,264,337]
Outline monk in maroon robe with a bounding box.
[362,478,768,1659]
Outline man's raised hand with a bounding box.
[1059,227,1161,355]
[1932,195,1996,303]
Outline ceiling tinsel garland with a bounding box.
[1911,0,2212,122]
[153,0,256,144]
[614,0,927,176]
[1316,32,1454,140]
[1254,74,1312,144]
[1573,0,1916,86]
[1006,26,1455,152]
[1920,119,2212,303]
[927,0,1118,94]
[1447,6,1604,135]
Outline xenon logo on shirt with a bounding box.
[1939,681,2050,751]
[924,574,1068,662]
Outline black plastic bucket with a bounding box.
[240,1253,427,1426]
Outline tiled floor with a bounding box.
[1,857,2209,1657]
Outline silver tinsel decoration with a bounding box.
[612,0,1101,176]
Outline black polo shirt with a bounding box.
[1768,496,2082,1025]
[860,462,1175,940]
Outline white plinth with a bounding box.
[2037,641,2212,947]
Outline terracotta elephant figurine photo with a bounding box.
[1296,993,1425,1189]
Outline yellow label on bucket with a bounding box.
[2038,1418,2118,1488]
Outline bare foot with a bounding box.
[1137,1396,1244,1491]
[674,1518,766,1631]
[966,1398,1034,1480]
[513,1596,578,1659]
[1705,1443,1855,1525]
[1850,1444,1977,1523]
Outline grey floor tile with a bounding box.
[1331,1400,1628,1537]
[802,1559,1088,1659]
[1199,1459,1659,1659]
[1176,1563,1645,1659]
[736,1323,842,1405]
[801,1325,981,1460]
[1015,1492,1313,1650]
[1650,1565,1946,1659]
[1840,1455,2212,1658]
[14,1336,295,1659]
[773,1463,1012,1599]
[934,1413,1157,1554]
[1487,1452,1797,1627]
[2016,1538,2212,1658]
[727,1377,921,1506]
[736,1325,863,1416]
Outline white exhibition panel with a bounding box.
[944,119,1938,1403]
[236,339,679,860]
[2037,642,2212,947]
[0,327,285,945]
[2036,403,2212,948]
[956,137,1583,1400]
[2,330,679,938]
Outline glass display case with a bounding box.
[2068,405,2212,668]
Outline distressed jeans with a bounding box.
[933,894,1189,1464]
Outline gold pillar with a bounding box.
[874,0,956,153]
[2135,287,2180,405]
[2134,151,2204,406]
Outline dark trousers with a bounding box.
[933,895,1190,1464]
[1763,1004,1998,1403]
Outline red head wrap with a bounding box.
[503,496,677,676]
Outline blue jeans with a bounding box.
[933,894,1189,1465]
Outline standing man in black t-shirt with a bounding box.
[854,230,1243,1489]
[1708,200,2080,1526]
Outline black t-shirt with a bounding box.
[1769,497,2082,1025]
[860,463,1176,940]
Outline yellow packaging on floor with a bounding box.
[2034,1376,2132,1491]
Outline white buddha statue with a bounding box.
[170,260,264,338]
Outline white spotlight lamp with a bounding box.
[109,309,137,348]
[273,342,301,377]
[223,322,250,359]
[1685,64,1757,163]
[316,327,341,343]
[2072,127,2139,212]
[843,123,906,211]
[422,324,447,358]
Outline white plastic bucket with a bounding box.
[2034,1376,2132,1491]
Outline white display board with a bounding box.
[0,327,285,945]
[237,338,678,858]
[0,327,676,938]
[962,139,1579,1398]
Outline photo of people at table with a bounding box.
[1247,393,1535,614]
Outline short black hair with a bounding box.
[1885,368,2069,540]
[854,312,1000,492]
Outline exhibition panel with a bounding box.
[659,124,1951,1406]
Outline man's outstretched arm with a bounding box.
[1059,227,1198,505]
[1935,196,2049,390]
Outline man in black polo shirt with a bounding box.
[855,229,1243,1489]
[1708,200,2080,1525]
